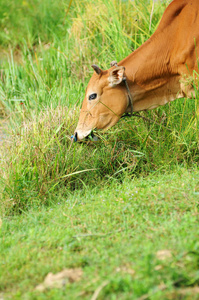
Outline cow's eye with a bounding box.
[89,93,97,100]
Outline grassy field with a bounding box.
[1,0,199,299]
[1,169,199,299]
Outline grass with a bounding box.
[1,97,199,214]
[1,0,199,298]
[1,169,199,299]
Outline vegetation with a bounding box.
[1,0,199,298]
[1,170,199,299]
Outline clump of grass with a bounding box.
[1,88,199,215]
[0,105,139,214]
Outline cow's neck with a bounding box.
[120,36,182,112]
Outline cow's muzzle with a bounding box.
[71,131,98,142]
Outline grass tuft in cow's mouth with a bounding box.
[84,131,99,142]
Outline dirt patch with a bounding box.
[35,268,83,291]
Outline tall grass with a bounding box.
[0,0,170,115]
[1,0,199,215]
[1,95,199,214]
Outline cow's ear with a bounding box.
[108,66,125,87]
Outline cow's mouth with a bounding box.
[71,131,99,142]
[85,131,99,141]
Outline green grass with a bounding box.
[1,0,199,298]
[1,169,199,299]
[1,97,199,214]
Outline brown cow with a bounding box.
[73,0,199,141]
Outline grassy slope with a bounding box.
[1,168,199,299]
[1,0,199,298]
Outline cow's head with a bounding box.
[73,63,129,141]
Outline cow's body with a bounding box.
[74,0,199,141]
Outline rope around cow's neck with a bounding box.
[121,76,134,118]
